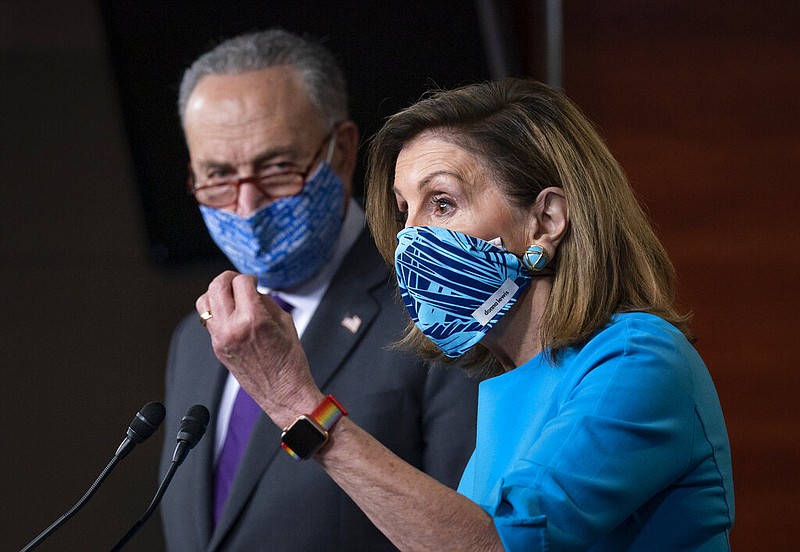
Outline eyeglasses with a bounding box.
[188,129,336,208]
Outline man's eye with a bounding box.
[206,169,231,181]
[259,162,296,176]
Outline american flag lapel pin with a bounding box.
[340,314,362,334]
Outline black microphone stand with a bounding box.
[109,460,180,551]
[111,404,208,551]
[21,455,122,551]
[19,402,165,552]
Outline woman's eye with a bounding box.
[431,195,452,214]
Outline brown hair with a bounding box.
[366,78,691,378]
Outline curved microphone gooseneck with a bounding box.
[110,404,210,552]
[20,402,166,552]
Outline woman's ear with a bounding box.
[530,186,568,254]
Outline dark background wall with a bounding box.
[1,2,216,549]
[2,1,797,550]
[557,3,800,549]
[95,0,500,266]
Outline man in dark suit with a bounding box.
[159,29,478,551]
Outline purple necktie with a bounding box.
[213,292,292,524]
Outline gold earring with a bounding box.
[522,244,548,272]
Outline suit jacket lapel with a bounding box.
[301,231,387,390]
[208,230,391,549]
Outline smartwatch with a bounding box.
[280,395,347,460]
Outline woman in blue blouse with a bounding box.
[198,78,733,550]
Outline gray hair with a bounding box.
[178,29,349,128]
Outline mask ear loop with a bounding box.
[487,237,505,251]
[324,133,337,164]
[489,238,552,274]
[306,133,338,182]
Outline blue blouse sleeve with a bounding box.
[482,317,701,550]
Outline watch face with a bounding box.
[281,416,328,460]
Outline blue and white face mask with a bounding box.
[200,161,344,290]
[394,226,531,357]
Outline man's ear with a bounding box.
[332,120,360,191]
[529,186,568,254]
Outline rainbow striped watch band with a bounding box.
[280,395,348,461]
[310,394,348,430]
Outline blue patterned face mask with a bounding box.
[200,161,344,289]
[394,226,531,357]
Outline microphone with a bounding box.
[116,401,168,459]
[110,404,210,551]
[20,402,166,552]
[171,403,212,466]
